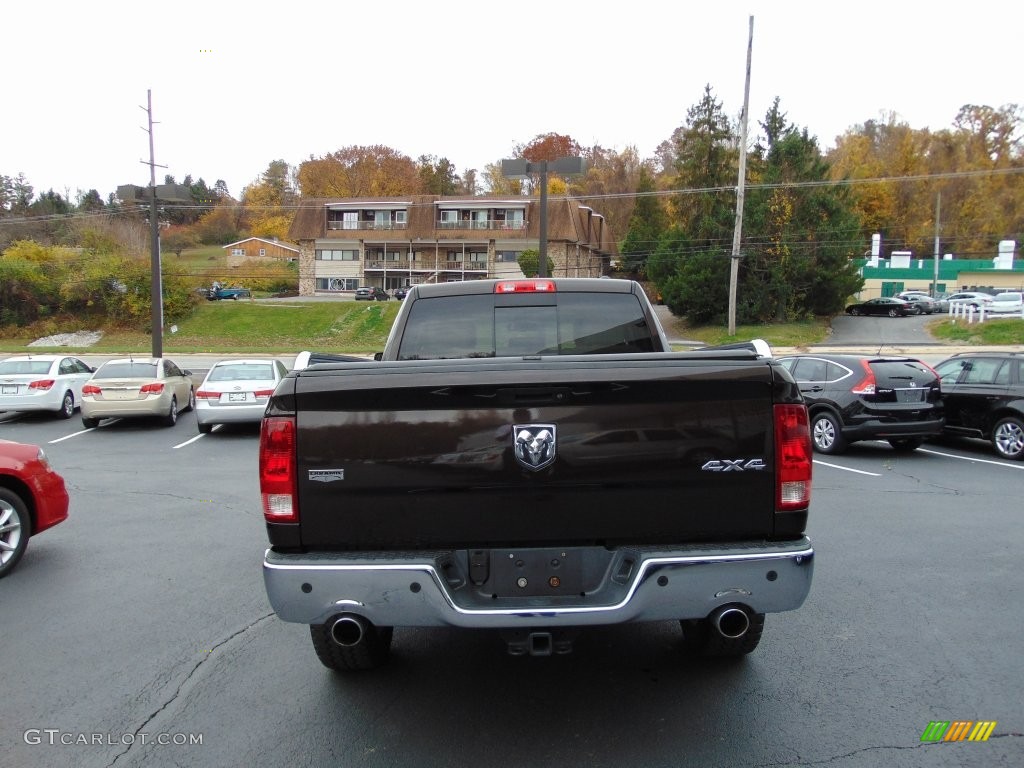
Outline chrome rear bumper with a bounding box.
[263,538,814,628]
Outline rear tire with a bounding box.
[59,391,75,419]
[888,308,899,317]
[888,438,923,452]
[680,612,765,657]
[162,396,178,427]
[991,416,1024,460]
[309,621,393,672]
[0,487,32,579]
[811,411,846,454]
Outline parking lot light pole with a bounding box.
[501,157,586,278]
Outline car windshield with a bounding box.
[95,362,158,379]
[208,364,275,381]
[0,360,52,375]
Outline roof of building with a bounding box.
[222,237,300,252]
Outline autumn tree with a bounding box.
[297,146,421,197]
[242,160,296,240]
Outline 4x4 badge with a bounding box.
[513,424,557,471]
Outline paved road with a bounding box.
[2,412,1023,767]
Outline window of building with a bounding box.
[440,210,458,227]
[495,251,522,262]
[259,248,266,257]
[342,211,358,230]
[315,249,360,261]
[316,277,360,291]
[231,248,245,256]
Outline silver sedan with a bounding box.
[0,354,95,418]
[194,359,289,433]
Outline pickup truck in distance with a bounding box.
[260,278,814,671]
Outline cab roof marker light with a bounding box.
[494,280,556,294]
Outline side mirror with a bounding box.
[373,352,383,362]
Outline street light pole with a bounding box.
[501,156,585,279]
[537,161,549,277]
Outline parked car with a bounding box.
[0,439,69,578]
[80,358,195,428]
[933,351,1024,460]
[844,297,913,317]
[195,358,290,433]
[0,355,95,419]
[945,291,994,310]
[900,294,938,314]
[354,287,389,301]
[987,291,1024,315]
[393,287,409,300]
[207,286,251,301]
[775,354,944,454]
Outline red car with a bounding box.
[0,439,69,578]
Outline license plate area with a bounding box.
[896,389,925,403]
[228,392,248,402]
[486,548,585,598]
[2,385,18,394]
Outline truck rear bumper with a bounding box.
[263,538,814,628]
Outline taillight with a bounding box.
[195,390,220,399]
[29,379,55,390]
[850,360,876,395]
[494,279,556,293]
[140,382,165,394]
[82,384,101,395]
[260,417,297,523]
[774,404,812,511]
[254,389,275,398]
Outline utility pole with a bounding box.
[932,192,941,296]
[141,90,167,358]
[728,15,754,337]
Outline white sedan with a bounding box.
[987,292,1024,315]
[0,355,95,418]
[194,359,289,433]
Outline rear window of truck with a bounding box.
[397,293,656,360]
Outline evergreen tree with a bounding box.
[619,164,667,275]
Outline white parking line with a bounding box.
[173,433,207,449]
[48,418,122,443]
[918,448,1024,470]
[49,429,94,444]
[812,460,881,477]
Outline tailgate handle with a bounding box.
[496,387,572,405]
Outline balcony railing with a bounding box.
[436,219,527,231]
[364,261,489,272]
[327,221,409,231]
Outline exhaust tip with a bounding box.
[330,615,367,647]
[713,607,750,639]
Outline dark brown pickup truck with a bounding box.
[260,278,814,671]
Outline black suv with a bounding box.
[355,286,390,301]
[933,351,1024,460]
[777,354,944,454]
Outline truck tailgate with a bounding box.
[292,357,778,549]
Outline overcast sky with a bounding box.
[3,1,1020,202]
